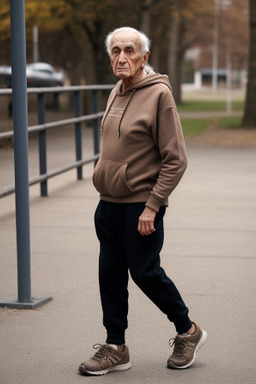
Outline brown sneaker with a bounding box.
[79,344,131,376]
[167,322,207,369]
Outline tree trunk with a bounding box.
[140,0,152,36]
[242,0,256,127]
[167,12,182,104]
[151,41,160,71]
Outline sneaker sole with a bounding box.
[79,361,131,376]
[167,329,208,369]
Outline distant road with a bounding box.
[179,110,243,119]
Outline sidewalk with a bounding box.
[0,145,255,384]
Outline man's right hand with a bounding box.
[137,206,157,236]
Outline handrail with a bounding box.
[0,111,105,139]
[0,84,114,95]
[0,153,100,198]
[0,84,114,198]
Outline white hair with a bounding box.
[105,27,151,56]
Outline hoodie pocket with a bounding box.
[93,158,133,197]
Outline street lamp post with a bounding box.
[222,0,232,114]
[226,35,232,114]
[212,0,220,92]
[33,25,39,63]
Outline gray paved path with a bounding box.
[0,145,256,384]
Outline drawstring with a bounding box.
[100,88,136,139]
[116,89,136,139]
[100,92,117,136]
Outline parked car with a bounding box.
[0,62,64,88]
[0,66,12,87]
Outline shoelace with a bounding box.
[91,344,112,361]
[169,337,187,357]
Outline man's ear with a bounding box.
[142,51,150,67]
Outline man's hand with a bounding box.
[138,206,157,236]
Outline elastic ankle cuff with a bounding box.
[175,317,192,334]
[106,329,125,345]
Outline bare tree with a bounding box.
[140,0,152,36]
[243,0,256,127]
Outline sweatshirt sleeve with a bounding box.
[146,91,187,212]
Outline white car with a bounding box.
[0,62,64,87]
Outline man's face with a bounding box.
[110,30,149,83]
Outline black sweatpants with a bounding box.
[95,200,191,345]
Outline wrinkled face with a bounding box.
[110,30,149,83]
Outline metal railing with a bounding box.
[0,84,114,198]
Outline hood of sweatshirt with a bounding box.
[115,71,172,95]
[101,72,173,138]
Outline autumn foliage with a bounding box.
[0,0,252,117]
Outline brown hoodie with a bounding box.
[92,72,187,212]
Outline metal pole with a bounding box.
[33,25,38,63]
[226,35,232,114]
[10,0,31,303]
[74,91,83,179]
[92,90,100,157]
[38,93,48,196]
[212,0,220,92]
[0,0,52,309]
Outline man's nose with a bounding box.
[118,50,127,63]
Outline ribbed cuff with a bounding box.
[146,193,164,212]
[106,329,125,345]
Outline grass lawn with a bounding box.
[181,116,243,137]
[181,118,212,136]
[217,116,243,129]
[179,99,244,137]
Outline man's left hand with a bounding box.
[138,206,157,236]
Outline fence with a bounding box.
[0,84,114,198]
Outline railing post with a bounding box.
[0,0,52,309]
[92,90,100,160]
[10,0,31,304]
[38,93,47,196]
[74,91,82,179]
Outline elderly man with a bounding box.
[79,26,207,376]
